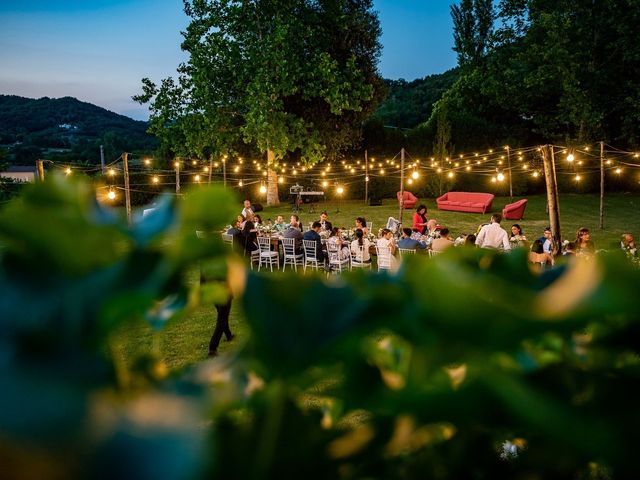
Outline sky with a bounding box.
[0,0,456,121]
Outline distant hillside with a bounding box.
[0,95,157,164]
[374,68,459,129]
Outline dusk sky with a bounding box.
[0,1,456,120]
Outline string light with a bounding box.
[259,184,267,194]
[152,176,160,184]
[144,158,151,166]
[447,171,454,178]
[278,177,284,184]
[194,174,201,182]
[238,180,243,187]
[567,153,575,162]
[108,168,116,176]
[65,167,72,175]
[575,174,582,181]
[322,181,328,188]
[336,186,344,195]
[174,161,180,168]
[411,171,419,180]
[107,189,116,200]
[497,173,505,182]
[615,168,622,174]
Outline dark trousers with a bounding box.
[209,297,233,353]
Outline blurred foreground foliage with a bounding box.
[1,176,639,479]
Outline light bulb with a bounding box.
[107,190,116,200]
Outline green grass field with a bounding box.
[114,192,640,372]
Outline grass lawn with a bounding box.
[114,192,640,372]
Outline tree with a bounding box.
[135,0,384,205]
[451,0,494,69]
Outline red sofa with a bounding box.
[502,198,528,220]
[397,191,418,209]
[436,192,494,214]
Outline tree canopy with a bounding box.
[135,0,384,166]
[425,0,640,153]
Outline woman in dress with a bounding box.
[377,228,399,271]
[510,224,528,248]
[575,227,595,255]
[350,228,372,264]
[412,205,428,235]
[239,220,258,254]
[355,217,369,236]
[327,227,350,260]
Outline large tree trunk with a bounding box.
[266,148,280,206]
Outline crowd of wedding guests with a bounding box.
[225,199,638,271]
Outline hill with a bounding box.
[373,68,458,129]
[0,95,157,164]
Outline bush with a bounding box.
[1,176,639,479]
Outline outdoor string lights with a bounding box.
[45,143,640,205]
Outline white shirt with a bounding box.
[475,223,511,250]
[542,238,552,254]
[242,207,254,219]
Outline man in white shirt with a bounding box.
[241,199,254,221]
[475,214,511,250]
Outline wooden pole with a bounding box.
[36,159,45,182]
[123,152,132,225]
[175,160,180,194]
[398,148,405,227]
[223,157,227,188]
[542,145,561,254]
[599,141,605,230]
[208,155,213,184]
[100,145,105,174]
[506,146,513,200]
[364,149,369,205]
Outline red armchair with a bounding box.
[502,199,528,220]
[397,191,418,209]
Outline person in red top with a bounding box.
[412,205,428,234]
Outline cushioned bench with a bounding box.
[436,192,494,214]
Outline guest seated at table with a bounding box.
[319,211,333,232]
[397,228,427,250]
[254,214,263,226]
[431,228,454,253]
[355,217,369,236]
[413,205,428,234]
[350,228,372,264]
[563,241,576,256]
[510,224,528,248]
[227,214,245,235]
[377,228,399,271]
[464,234,477,247]
[454,234,467,246]
[529,239,554,268]
[424,219,441,247]
[239,220,258,254]
[289,214,300,228]
[475,214,511,251]
[283,218,304,252]
[538,227,556,255]
[327,227,351,260]
[621,233,637,257]
[272,215,287,232]
[575,227,595,255]
[303,221,327,261]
